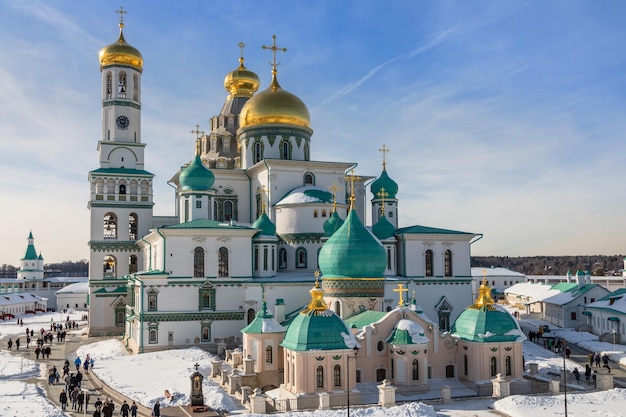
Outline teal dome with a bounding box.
[318,209,386,278]
[372,215,395,240]
[323,210,344,237]
[281,283,353,351]
[252,212,276,236]
[370,169,398,200]
[179,154,215,191]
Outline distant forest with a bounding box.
[472,255,625,276]
[0,260,88,278]
[0,256,623,278]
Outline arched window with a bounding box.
[333,364,341,387]
[296,248,307,268]
[313,210,318,218]
[254,141,263,164]
[412,359,419,380]
[281,140,291,160]
[263,245,268,271]
[490,357,497,377]
[425,250,433,276]
[266,346,273,364]
[279,248,287,269]
[149,329,158,344]
[303,172,314,185]
[104,213,117,239]
[218,247,229,277]
[247,308,255,324]
[321,210,327,217]
[148,291,158,311]
[129,255,138,274]
[201,325,211,342]
[316,365,324,389]
[224,201,233,221]
[444,249,453,277]
[334,300,341,316]
[193,247,205,277]
[128,213,138,240]
[133,74,139,101]
[119,184,126,195]
[505,356,512,376]
[118,71,127,98]
[103,255,116,278]
[106,72,113,98]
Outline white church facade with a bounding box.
[85,14,528,398]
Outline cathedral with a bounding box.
[87,14,528,400]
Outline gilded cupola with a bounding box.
[224,42,260,98]
[99,22,143,72]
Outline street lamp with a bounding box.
[611,329,616,352]
[563,342,568,417]
[346,346,359,417]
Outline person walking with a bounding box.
[59,389,68,411]
[153,400,161,417]
[130,401,138,417]
[602,353,611,373]
[74,356,82,372]
[585,364,592,382]
[120,400,130,417]
[7,338,12,350]
[573,367,580,383]
[595,352,601,367]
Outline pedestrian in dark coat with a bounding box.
[153,400,161,417]
[120,400,130,417]
[59,390,68,411]
[130,401,138,417]
[585,364,592,381]
[572,367,580,383]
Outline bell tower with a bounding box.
[87,8,154,336]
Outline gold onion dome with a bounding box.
[239,73,310,129]
[99,23,143,72]
[224,57,260,98]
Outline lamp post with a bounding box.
[563,342,568,417]
[346,346,359,417]
[611,328,616,352]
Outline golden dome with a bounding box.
[99,23,143,72]
[224,57,260,98]
[239,74,310,129]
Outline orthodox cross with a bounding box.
[116,6,127,25]
[191,124,202,139]
[393,283,409,306]
[377,187,389,215]
[193,362,200,372]
[238,41,246,65]
[379,144,390,170]
[328,182,340,210]
[345,169,361,210]
[262,35,287,74]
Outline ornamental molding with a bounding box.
[102,100,141,110]
[278,233,322,244]
[89,241,140,252]
[138,311,245,322]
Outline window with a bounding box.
[279,248,287,269]
[444,249,453,277]
[133,74,139,101]
[254,141,263,164]
[223,137,230,152]
[118,72,127,97]
[254,246,259,271]
[106,72,112,98]
[570,312,577,320]
[425,250,433,277]
[296,248,307,268]
[333,364,341,387]
[304,172,314,185]
[266,346,273,364]
[194,247,205,277]
[263,246,268,271]
[464,355,468,376]
[490,357,497,377]
[391,358,394,379]
[505,356,512,376]
[128,255,138,274]
[280,140,291,160]
[334,300,341,316]
[199,287,216,310]
[377,340,385,352]
[104,213,117,239]
[196,200,202,209]
[129,213,138,240]
[247,309,255,325]
[103,255,116,279]
[202,326,211,342]
[316,366,324,389]
[218,247,229,277]
[224,201,233,221]
[313,210,318,218]
[119,184,126,194]
[412,359,419,381]
[148,291,157,311]
[149,329,158,344]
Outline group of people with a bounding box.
[588,351,611,373]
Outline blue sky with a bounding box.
[0,0,625,265]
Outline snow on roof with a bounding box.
[55,281,90,295]
[504,282,560,301]
[275,185,333,206]
[585,291,626,315]
[471,267,525,277]
[542,284,601,306]
[0,292,46,306]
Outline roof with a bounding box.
[585,289,626,315]
[542,284,606,306]
[275,185,334,206]
[471,267,526,278]
[451,304,523,343]
[89,167,154,177]
[395,224,475,236]
[386,320,429,345]
[345,310,387,329]
[241,301,285,334]
[55,282,89,295]
[163,219,255,230]
[0,292,46,306]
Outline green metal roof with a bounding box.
[164,219,254,230]
[241,301,284,334]
[395,224,474,235]
[252,212,276,236]
[323,210,344,237]
[451,307,519,343]
[276,186,334,205]
[372,215,396,240]
[370,168,398,199]
[345,310,386,329]
[386,328,414,344]
[280,309,350,351]
[179,154,215,191]
[90,167,154,177]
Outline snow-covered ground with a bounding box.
[2,311,626,416]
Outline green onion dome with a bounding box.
[179,153,215,191]
[252,212,276,236]
[370,169,398,200]
[372,214,396,240]
[322,210,344,237]
[318,209,386,278]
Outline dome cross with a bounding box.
[345,169,361,210]
[262,35,287,75]
[328,182,340,210]
[238,41,246,65]
[376,187,389,215]
[191,124,202,139]
[393,283,409,306]
[115,6,127,26]
[379,144,390,170]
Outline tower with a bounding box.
[87,9,154,336]
[370,144,399,228]
[17,231,44,280]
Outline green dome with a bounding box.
[450,307,521,343]
[179,154,215,191]
[252,212,276,236]
[318,209,386,278]
[323,210,344,237]
[370,169,398,200]
[281,309,352,351]
[372,215,395,240]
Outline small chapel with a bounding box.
[86,11,528,401]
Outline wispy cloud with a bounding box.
[321,26,461,105]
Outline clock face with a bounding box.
[116,115,130,129]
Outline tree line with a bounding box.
[0,260,89,278]
[472,255,624,276]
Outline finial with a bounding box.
[328,182,340,211]
[314,269,320,287]
[345,169,361,211]
[262,35,287,76]
[376,187,389,216]
[238,41,246,66]
[379,144,389,170]
[191,124,202,140]
[195,138,201,155]
[116,6,127,28]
